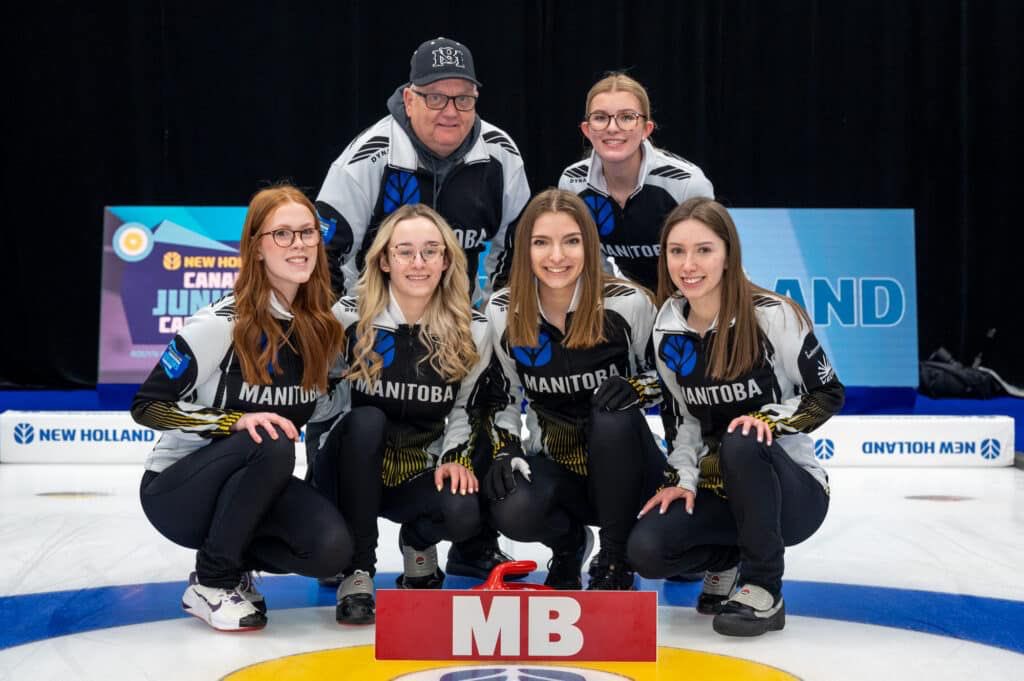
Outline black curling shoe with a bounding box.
[712,583,786,637]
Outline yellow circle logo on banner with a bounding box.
[224,645,798,680]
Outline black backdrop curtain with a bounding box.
[4,0,1020,387]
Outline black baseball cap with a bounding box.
[409,37,481,87]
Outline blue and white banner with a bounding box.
[733,209,918,387]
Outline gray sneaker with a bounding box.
[336,570,375,625]
[395,529,444,589]
[696,565,739,614]
[712,583,786,637]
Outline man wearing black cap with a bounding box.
[312,37,530,620]
[316,36,530,301]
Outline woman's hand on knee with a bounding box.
[727,415,773,445]
[638,486,695,518]
[232,412,299,444]
[435,463,479,496]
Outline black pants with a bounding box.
[627,429,829,596]
[312,406,481,575]
[488,407,666,557]
[140,428,352,589]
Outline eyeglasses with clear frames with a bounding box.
[585,110,647,131]
[390,245,446,265]
[410,89,478,112]
[259,228,321,248]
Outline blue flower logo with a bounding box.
[659,335,697,377]
[512,331,552,367]
[14,423,34,445]
[383,171,421,214]
[374,329,396,368]
[814,438,835,460]
[584,195,615,236]
[980,438,1001,460]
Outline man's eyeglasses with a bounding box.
[390,245,446,265]
[585,110,647,131]
[259,228,321,248]
[410,89,478,112]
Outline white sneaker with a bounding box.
[237,571,266,614]
[182,572,267,631]
[712,583,785,637]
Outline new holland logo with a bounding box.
[374,329,397,368]
[814,438,835,460]
[980,438,1001,460]
[14,423,34,445]
[512,331,553,367]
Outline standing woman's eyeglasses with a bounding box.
[585,111,647,131]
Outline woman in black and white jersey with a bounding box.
[312,204,486,624]
[627,197,845,637]
[132,185,351,632]
[484,188,675,591]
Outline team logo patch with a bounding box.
[512,331,552,367]
[14,423,34,445]
[112,222,154,262]
[159,339,191,379]
[317,212,337,243]
[383,171,421,214]
[374,329,397,368]
[659,335,698,377]
[584,195,615,236]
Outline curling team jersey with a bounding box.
[653,294,845,495]
[558,140,714,291]
[132,294,340,473]
[316,114,530,300]
[487,280,662,476]
[329,291,491,486]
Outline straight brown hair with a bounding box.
[232,184,344,392]
[507,189,610,349]
[656,197,810,380]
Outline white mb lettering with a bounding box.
[451,595,584,657]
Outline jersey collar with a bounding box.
[586,139,656,198]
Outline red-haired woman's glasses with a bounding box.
[259,228,321,248]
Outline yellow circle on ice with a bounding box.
[224,644,798,680]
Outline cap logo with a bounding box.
[432,46,465,69]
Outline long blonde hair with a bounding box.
[656,197,810,380]
[347,204,478,384]
[507,189,616,349]
[232,184,344,392]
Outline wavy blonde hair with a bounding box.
[347,204,478,384]
[232,184,344,392]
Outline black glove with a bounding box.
[484,447,531,501]
[592,376,640,411]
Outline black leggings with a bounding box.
[312,406,481,574]
[140,428,352,589]
[488,407,666,556]
[627,429,829,595]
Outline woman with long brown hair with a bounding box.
[132,184,351,632]
[483,188,670,591]
[627,197,845,637]
[311,203,487,625]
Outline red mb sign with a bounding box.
[375,590,657,661]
